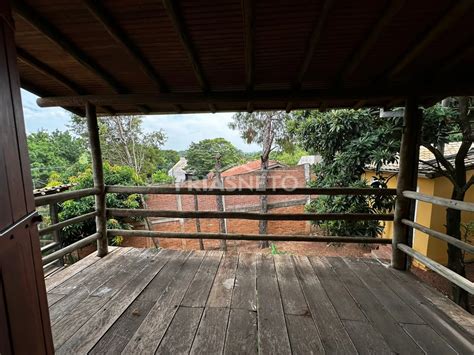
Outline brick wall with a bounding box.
[124,166,314,249]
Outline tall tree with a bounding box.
[70,114,166,177]
[230,111,293,248]
[185,138,242,179]
[419,98,473,311]
[289,109,401,237]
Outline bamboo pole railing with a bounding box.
[398,190,474,295]
[106,185,397,196]
[107,229,392,244]
[107,208,394,221]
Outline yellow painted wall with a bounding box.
[363,170,474,266]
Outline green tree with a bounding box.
[70,114,167,178]
[185,138,242,179]
[27,130,86,188]
[418,98,473,312]
[230,111,294,247]
[289,109,401,237]
[59,162,144,246]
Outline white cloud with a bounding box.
[21,90,260,152]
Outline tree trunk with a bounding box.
[193,194,204,250]
[214,157,227,251]
[259,158,269,248]
[446,190,470,312]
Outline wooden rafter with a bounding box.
[340,0,405,81]
[82,0,168,93]
[17,47,85,94]
[389,0,473,78]
[242,0,254,91]
[13,0,126,93]
[13,1,150,114]
[36,81,474,108]
[293,0,335,89]
[286,0,335,111]
[162,0,215,112]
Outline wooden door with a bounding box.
[0,2,54,354]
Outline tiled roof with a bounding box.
[367,142,474,178]
[221,160,284,177]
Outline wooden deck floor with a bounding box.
[45,247,474,354]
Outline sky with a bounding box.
[21,89,260,152]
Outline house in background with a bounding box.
[167,157,191,182]
[364,142,474,266]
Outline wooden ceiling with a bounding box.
[11,0,474,115]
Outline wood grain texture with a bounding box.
[207,253,238,308]
[190,307,230,354]
[224,309,258,355]
[232,253,257,311]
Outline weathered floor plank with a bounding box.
[327,257,424,354]
[55,249,167,354]
[368,259,474,353]
[121,251,205,354]
[402,323,457,354]
[285,314,324,355]
[274,254,309,316]
[46,249,474,355]
[89,250,190,354]
[256,254,291,354]
[157,306,204,354]
[224,308,258,355]
[345,257,424,324]
[310,256,366,321]
[181,250,223,307]
[231,253,256,311]
[293,255,356,354]
[190,307,230,354]
[207,253,238,308]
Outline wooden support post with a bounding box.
[85,102,108,256]
[392,97,423,269]
[49,202,63,265]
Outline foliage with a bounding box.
[421,104,458,147]
[270,147,308,166]
[27,130,86,188]
[290,109,401,237]
[185,138,243,178]
[59,162,143,245]
[70,114,167,178]
[152,170,174,184]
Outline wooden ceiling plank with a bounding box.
[389,0,473,78]
[242,0,254,91]
[293,0,335,89]
[17,47,85,94]
[341,0,405,81]
[162,0,214,112]
[82,0,169,93]
[12,0,127,94]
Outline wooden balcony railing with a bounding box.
[36,185,396,266]
[397,191,474,294]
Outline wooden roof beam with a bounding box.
[286,0,335,110]
[340,0,405,82]
[389,0,473,78]
[243,0,255,112]
[12,0,148,114]
[17,47,85,95]
[17,47,116,115]
[162,0,215,113]
[82,0,169,93]
[36,81,474,108]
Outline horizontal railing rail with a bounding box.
[106,185,397,196]
[35,187,99,207]
[402,219,474,254]
[107,208,394,221]
[38,185,396,265]
[42,233,100,265]
[38,211,97,237]
[108,229,392,244]
[399,190,474,295]
[403,191,474,212]
[397,243,474,294]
